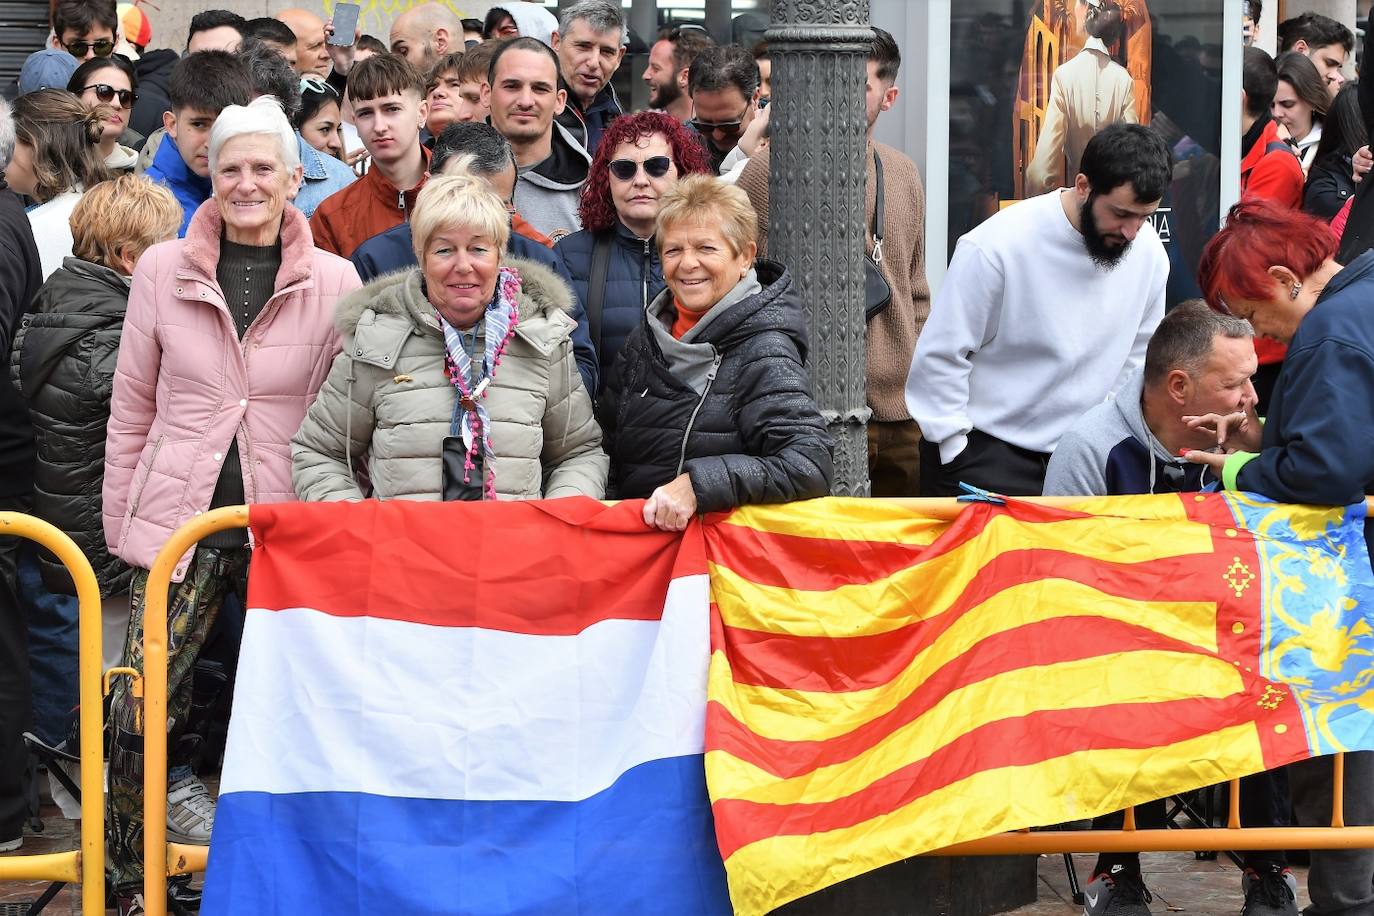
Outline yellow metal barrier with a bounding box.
[0,513,105,915]
[138,501,1374,914]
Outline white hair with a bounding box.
[0,96,14,171]
[208,95,300,174]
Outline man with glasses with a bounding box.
[485,36,590,242]
[738,28,931,497]
[686,43,759,173]
[350,121,595,393]
[48,0,119,62]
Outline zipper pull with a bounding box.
[398,190,405,211]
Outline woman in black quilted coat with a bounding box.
[11,174,181,597]
[599,175,833,530]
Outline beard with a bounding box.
[650,76,682,110]
[1079,193,1132,269]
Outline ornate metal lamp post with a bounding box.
[766,0,874,497]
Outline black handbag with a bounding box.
[864,148,892,322]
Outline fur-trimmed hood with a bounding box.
[335,255,574,337]
[334,256,579,370]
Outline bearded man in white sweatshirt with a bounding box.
[907,122,1172,496]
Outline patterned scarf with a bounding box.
[437,265,522,499]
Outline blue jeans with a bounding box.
[18,542,79,747]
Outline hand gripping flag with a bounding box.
[704,493,1374,915]
[201,498,731,915]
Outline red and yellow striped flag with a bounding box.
[704,493,1345,915]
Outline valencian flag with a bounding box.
[705,493,1374,915]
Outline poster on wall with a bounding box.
[948,0,1225,305]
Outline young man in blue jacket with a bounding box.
[143,51,254,236]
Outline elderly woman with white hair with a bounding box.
[101,95,361,896]
[292,172,607,502]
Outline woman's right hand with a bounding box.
[1183,403,1263,453]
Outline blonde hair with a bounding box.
[70,175,182,271]
[411,171,511,263]
[655,173,758,257]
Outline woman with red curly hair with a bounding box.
[1187,199,1374,549]
[553,111,711,394]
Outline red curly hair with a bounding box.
[577,111,713,233]
[1197,200,1337,311]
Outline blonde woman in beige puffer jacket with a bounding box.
[291,248,608,501]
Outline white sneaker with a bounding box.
[166,776,215,844]
[0,836,21,853]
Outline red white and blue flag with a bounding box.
[200,498,731,915]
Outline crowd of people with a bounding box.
[0,1,1370,915]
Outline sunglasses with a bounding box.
[82,83,137,107]
[300,74,338,97]
[690,113,748,136]
[64,38,115,57]
[608,156,673,181]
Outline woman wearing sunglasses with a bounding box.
[598,174,833,531]
[553,112,711,396]
[67,55,140,172]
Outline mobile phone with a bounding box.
[328,2,360,45]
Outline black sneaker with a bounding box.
[1241,865,1299,916]
[1083,863,1154,916]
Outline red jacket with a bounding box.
[310,150,430,259]
[1240,119,1303,365]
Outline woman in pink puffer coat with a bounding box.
[100,97,361,899]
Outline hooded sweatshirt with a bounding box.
[1042,368,1210,497]
[499,3,560,45]
[513,120,591,243]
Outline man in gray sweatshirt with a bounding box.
[486,36,590,242]
[1044,301,1257,497]
[1045,302,1368,916]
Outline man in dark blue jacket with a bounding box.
[552,0,625,155]
[351,122,598,395]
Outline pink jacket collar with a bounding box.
[180,198,316,291]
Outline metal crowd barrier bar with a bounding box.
[0,513,106,915]
[139,500,1374,915]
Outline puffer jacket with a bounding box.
[553,220,663,393]
[104,200,362,581]
[291,257,608,502]
[11,258,131,595]
[599,258,833,512]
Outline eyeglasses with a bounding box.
[690,112,748,136]
[81,83,137,107]
[300,74,339,98]
[64,38,115,58]
[608,156,673,181]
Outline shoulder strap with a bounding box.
[871,148,885,262]
[587,231,613,359]
[1265,140,1298,158]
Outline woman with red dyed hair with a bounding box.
[1188,199,1374,547]
[553,111,711,394]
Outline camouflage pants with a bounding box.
[106,547,249,890]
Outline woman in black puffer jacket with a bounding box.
[599,175,833,530]
[12,175,182,596]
